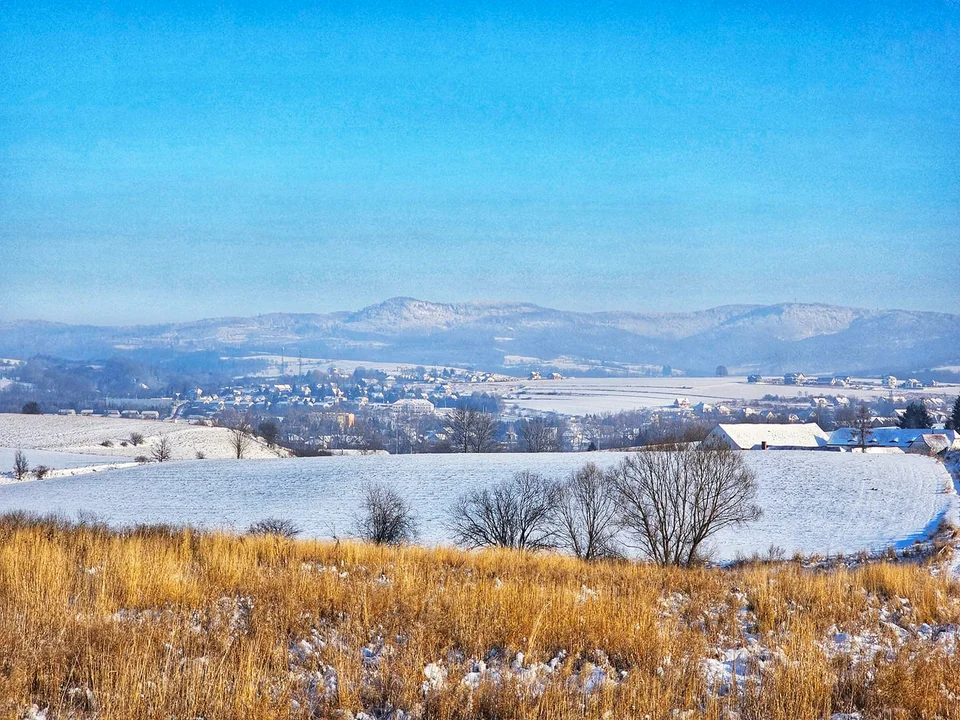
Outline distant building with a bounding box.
[140,410,160,420]
[706,423,830,450]
[784,373,806,385]
[906,434,952,456]
[57,408,76,416]
[747,375,763,384]
[828,427,958,452]
[390,398,436,417]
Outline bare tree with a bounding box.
[556,463,623,561]
[854,402,872,452]
[151,435,173,463]
[354,483,418,545]
[13,450,29,481]
[470,410,500,453]
[449,471,559,550]
[447,406,474,453]
[248,518,301,538]
[228,420,253,459]
[446,405,501,453]
[610,444,761,566]
[517,417,561,453]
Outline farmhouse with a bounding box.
[706,423,830,450]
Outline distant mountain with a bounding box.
[1,299,958,376]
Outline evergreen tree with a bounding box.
[898,401,933,429]
[949,394,960,431]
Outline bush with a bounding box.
[32,465,51,480]
[151,436,173,463]
[134,455,150,464]
[248,518,301,538]
[196,450,206,460]
[129,432,145,446]
[354,483,418,545]
[100,440,114,447]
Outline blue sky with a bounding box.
[1,2,958,324]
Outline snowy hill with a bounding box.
[1,298,958,374]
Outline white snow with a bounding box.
[496,377,959,414]
[0,451,951,562]
[708,423,829,449]
[0,414,289,460]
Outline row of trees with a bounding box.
[248,443,760,567]
[448,443,760,566]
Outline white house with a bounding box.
[706,423,830,450]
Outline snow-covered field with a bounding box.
[0,451,951,562]
[0,447,115,471]
[497,376,959,414]
[0,414,288,461]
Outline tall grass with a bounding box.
[0,514,958,718]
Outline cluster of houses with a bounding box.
[707,423,959,455]
[173,367,502,422]
[748,374,931,390]
[58,408,162,420]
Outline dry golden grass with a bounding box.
[1,514,960,719]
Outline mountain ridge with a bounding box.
[1,298,958,375]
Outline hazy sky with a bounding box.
[1,2,958,324]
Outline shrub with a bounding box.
[354,483,418,545]
[100,440,114,447]
[248,518,301,538]
[151,436,173,463]
[134,456,150,464]
[129,432,145,446]
[21,401,41,415]
[32,465,51,480]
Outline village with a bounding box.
[36,362,959,458]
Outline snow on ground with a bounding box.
[0,447,140,484]
[0,414,289,461]
[0,451,950,562]
[496,377,959,414]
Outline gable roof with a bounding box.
[707,423,829,450]
[828,427,957,449]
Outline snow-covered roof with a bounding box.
[907,434,951,455]
[828,427,957,449]
[707,423,829,450]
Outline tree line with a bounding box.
[248,441,761,567]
